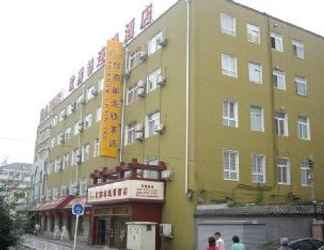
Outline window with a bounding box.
[47,162,54,175]
[275,112,288,136]
[66,103,75,116]
[271,33,284,52]
[247,24,260,44]
[298,115,310,140]
[46,189,52,201]
[127,86,137,105]
[84,114,93,129]
[146,112,160,138]
[252,154,266,184]
[98,78,104,91]
[64,128,72,143]
[81,144,91,162]
[51,115,58,127]
[223,100,238,128]
[63,153,70,169]
[53,187,59,200]
[60,185,68,197]
[74,120,82,135]
[301,160,312,186]
[93,138,100,158]
[148,32,164,55]
[86,86,97,102]
[59,109,66,122]
[248,63,263,84]
[79,179,88,197]
[221,54,238,78]
[277,159,290,185]
[220,13,236,36]
[71,148,80,166]
[224,150,239,181]
[57,133,64,145]
[76,94,85,107]
[250,106,264,132]
[96,107,102,122]
[295,77,308,96]
[147,68,162,93]
[54,158,62,173]
[128,50,146,70]
[292,40,304,59]
[125,123,136,145]
[273,70,286,90]
[50,137,56,148]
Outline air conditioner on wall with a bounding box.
[135,123,144,132]
[136,87,146,97]
[157,76,167,87]
[154,124,165,134]
[160,224,173,238]
[139,51,148,62]
[157,36,168,47]
[91,88,98,97]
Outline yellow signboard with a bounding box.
[99,39,124,158]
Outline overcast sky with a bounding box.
[0,0,323,164]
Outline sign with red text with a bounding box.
[87,180,164,204]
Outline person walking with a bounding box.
[214,232,225,250]
[206,236,219,250]
[231,235,246,250]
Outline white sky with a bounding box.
[0,0,323,164]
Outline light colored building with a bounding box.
[32,0,324,249]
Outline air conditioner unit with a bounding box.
[161,170,174,181]
[157,36,168,47]
[157,76,167,87]
[137,80,146,88]
[154,124,165,134]
[139,51,148,62]
[136,87,146,97]
[69,185,78,195]
[135,123,144,132]
[135,132,144,141]
[91,88,98,97]
[160,224,173,238]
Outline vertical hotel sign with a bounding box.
[99,39,124,158]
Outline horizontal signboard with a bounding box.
[87,180,164,204]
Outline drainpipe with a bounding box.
[184,0,191,195]
[120,47,128,163]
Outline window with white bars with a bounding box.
[250,106,264,132]
[147,68,162,93]
[277,159,290,185]
[224,150,239,181]
[221,54,238,78]
[148,32,164,55]
[64,128,72,143]
[273,70,286,90]
[93,138,100,158]
[145,112,160,138]
[271,33,284,52]
[248,63,263,84]
[126,123,136,145]
[81,144,91,162]
[295,77,308,96]
[127,86,137,105]
[275,112,288,136]
[220,13,236,36]
[247,24,261,44]
[223,100,238,128]
[292,40,305,59]
[301,160,312,186]
[252,154,266,184]
[298,115,310,140]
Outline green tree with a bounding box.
[0,190,20,249]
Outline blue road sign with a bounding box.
[72,203,85,216]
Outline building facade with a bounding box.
[32,0,324,249]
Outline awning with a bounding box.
[35,196,74,211]
[64,197,91,209]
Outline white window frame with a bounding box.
[145,112,161,138]
[292,40,305,59]
[223,100,238,128]
[298,115,311,140]
[275,112,289,137]
[252,154,266,184]
[277,159,291,185]
[126,86,137,105]
[250,105,264,132]
[247,24,261,44]
[220,13,236,36]
[84,114,93,129]
[295,77,308,96]
[148,32,164,56]
[93,138,100,158]
[79,179,88,197]
[271,32,284,52]
[223,150,239,181]
[300,160,311,186]
[221,54,238,78]
[248,63,263,84]
[81,144,90,162]
[147,68,162,93]
[273,70,286,90]
[126,123,136,145]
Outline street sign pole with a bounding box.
[72,214,79,250]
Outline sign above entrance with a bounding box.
[87,180,164,204]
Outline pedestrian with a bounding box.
[207,236,219,250]
[278,238,290,250]
[231,235,246,250]
[214,232,225,250]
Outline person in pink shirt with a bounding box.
[206,236,219,250]
[215,232,225,250]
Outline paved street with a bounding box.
[21,235,110,250]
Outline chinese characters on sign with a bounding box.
[99,39,124,158]
[87,180,164,203]
[125,18,135,43]
[141,4,153,29]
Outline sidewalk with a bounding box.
[22,235,119,250]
